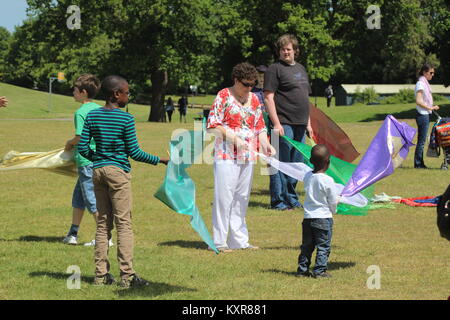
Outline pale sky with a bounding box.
[0,0,29,33]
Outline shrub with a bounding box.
[433,94,448,102]
[384,89,415,104]
[353,86,379,104]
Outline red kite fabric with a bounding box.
[393,196,440,207]
[309,104,360,163]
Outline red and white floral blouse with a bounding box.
[207,88,267,162]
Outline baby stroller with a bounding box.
[428,111,450,170]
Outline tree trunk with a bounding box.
[148,69,168,122]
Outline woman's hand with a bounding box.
[273,124,284,136]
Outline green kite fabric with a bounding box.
[154,130,219,253]
[283,136,374,216]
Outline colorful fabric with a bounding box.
[280,137,373,216]
[309,103,359,163]
[207,88,266,162]
[393,196,441,207]
[73,102,101,167]
[0,148,76,176]
[259,153,368,208]
[436,119,450,148]
[154,130,218,254]
[78,108,159,173]
[341,115,416,197]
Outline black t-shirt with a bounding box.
[264,61,311,125]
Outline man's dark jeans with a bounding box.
[297,218,333,275]
[270,124,305,209]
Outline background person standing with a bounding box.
[325,85,333,108]
[414,63,440,169]
[264,34,313,211]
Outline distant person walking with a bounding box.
[165,97,175,123]
[0,96,8,107]
[325,85,333,108]
[178,95,188,123]
[414,63,440,169]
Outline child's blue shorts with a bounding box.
[72,164,97,213]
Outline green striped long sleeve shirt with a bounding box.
[78,107,160,172]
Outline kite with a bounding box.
[0,148,76,176]
[280,137,374,216]
[309,103,360,163]
[341,115,416,197]
[154,130,219,254]
[259,153,368,208]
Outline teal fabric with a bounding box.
[154,130,218,254]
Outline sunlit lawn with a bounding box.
[0,83,449,300]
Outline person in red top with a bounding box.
[207,62,275,252]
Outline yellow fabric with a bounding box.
[0,148,77,177]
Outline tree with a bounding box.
[0,27,11,81]
[424,0,450,86]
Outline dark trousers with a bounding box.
[414,112,430,167]
[297,218,333,275]
[167,110,173,122]
[326,97,332,107]
[270,124,305,209]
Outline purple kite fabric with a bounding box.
[341,115,416,197]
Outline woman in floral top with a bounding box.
[207,62,275,252]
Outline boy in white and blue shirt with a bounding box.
[296,144,338,278]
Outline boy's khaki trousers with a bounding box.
[93,166,134,280]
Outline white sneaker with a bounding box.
[83,239,96,247]
[84,239,114,247]
[63,235,78,245]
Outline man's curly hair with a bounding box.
[231,62,258,82]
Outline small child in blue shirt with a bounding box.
[296,144,338,278]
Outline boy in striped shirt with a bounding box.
[78,75,169,288]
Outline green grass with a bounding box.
[1,83,450,300]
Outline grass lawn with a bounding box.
[0,83,450,300]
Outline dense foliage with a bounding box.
[1,0,448,121]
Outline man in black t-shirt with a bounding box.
[264,34,313,211]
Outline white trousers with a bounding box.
[212,160,254,249]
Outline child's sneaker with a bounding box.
[84,239,114,247]
[93,273,116,286]
[295,271,313,278]
[313,272,332,278]
[119,274,150,289]
[63,235,78,245]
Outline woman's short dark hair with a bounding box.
[418,63,434,77]
[74,74,101,99]
[231,62,258,82]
